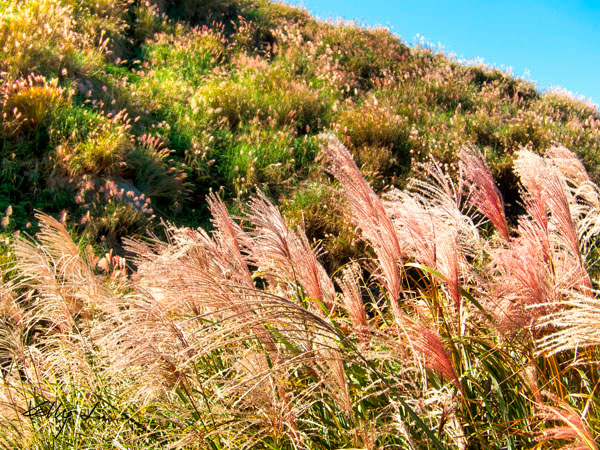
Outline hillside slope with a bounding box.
[0,0,599,262]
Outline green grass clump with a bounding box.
[143,24,227,84]
[54,111,132,178]
[220,124,317,196]
[0,0,104,78]
[194,62,337,133]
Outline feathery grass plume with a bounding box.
[7,214,123,385]
[536,290,600,355]
[206,191,306,427]
[545,173,584,270]
[207,191,255,289]
[406,156,482,258]
[117,214,348,446]
[0,278,30,385]
[514,149,593,293]
[321,133,405,320]
[547,146,592,187]
[547,146,600,257]
[459,148,510,241]
[0,381,34,446]
[487,232,553,334]
[513,150,551,254]
[405,156,484,303]
[222,349,305,447]
[402,320,462,392]
[311,331,353,416]
[486,148,598,336]
[0,215,141,446]
[382,190,436,269]
[10,219,87,335]
[13,213,121,320]
[337,263,370,350]
[536,392,598,450]
[382,189,464,314]
[205,194,285,358]
[408,155,467,216]
[522,364,543,404]
[435,227,461,313]
[246,189,336,313]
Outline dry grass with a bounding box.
[1,140,599,448]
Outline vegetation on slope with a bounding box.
[0,0,599,266]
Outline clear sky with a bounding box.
[285,0,600,108]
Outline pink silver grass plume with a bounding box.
[4,214,129,393]
[206,191,255,289]
[546,146,600,258]
[401,319,462,393]
[435,227,462,313]
[321,133,405,320]
[336,263,371,350]
[114,212,348,444]
[10,213,120,334]
[514,149,592,293]
[487,231,554,334]
[536,392,598,450]
[382,189,464,313]
[536,290,600,356]
[546,146,592,187]
[245,190,336,313]
[459,148,510,242]
[311,331,353,415]
[382,190,436,270]
[206,192,307,426]
[408,155,470,219]
[406,156,482,259]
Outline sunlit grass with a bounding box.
[0,0,599,447]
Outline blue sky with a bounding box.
[286,0,600,108]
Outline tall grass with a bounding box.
[1,139,599,448]
[1,0,600,445]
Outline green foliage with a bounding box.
[218,124,318,196]
[281,181,365,272]
[194,62,336,133]
[335,98,411,185]
[143,24,227,84]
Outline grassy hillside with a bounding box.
[1,0,599,264]
[1,1,600,448]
